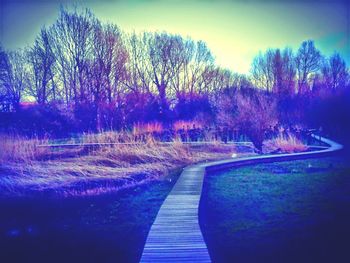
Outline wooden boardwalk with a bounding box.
[139,135,343,263]
[139,164,211,262]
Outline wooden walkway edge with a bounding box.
[139,135,343,263]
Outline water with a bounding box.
[200,156,350,263]
[0,171,179,263]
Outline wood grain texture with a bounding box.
[140,165,211,262]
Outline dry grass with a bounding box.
[173,120,203,131]
[132,122,163,135]
[263,133,308,154]
[0,135,49,163]
[0,132,246,197]
[82,130,132,143]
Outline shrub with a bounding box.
[174,93,213,121]
[0,103,76,137]
[235,92,277,152]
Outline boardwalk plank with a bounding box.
[139,164,211,263]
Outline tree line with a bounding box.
[0,7,349,144]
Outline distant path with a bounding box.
[139,135,343,263]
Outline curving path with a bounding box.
[139,135,343,263]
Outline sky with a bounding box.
[0,0,349,74]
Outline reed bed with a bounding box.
[0,135,49,163]
[132,122,164,135]
[264,133,308,153]
[0,132,242,196]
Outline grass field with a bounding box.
[200,155,350,263]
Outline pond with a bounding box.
[0,170,180,263]
[200,155,350,263]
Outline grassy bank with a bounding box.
[0,168,181,263]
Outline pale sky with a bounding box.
[0,0,349,74]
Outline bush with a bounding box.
[235,91,277,152]
[174,93,213,121]
[124,92,164,125]
[0,103,75,137]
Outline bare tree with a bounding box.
[295,40,321,94]
[27,28,56,104]
[134,32,175,116]
[127,32,215,109]
[187,40,214,96]
[0,48,28,111]
[251,50,274,91]
[322,52,348,91]
[272,49,283,93]
[126,32,153,94]
[49,7,94,105]
[281,47,296,95]
[88,21,129,129]
[251,48,296,96]
[168,35,194,98]
[0,46,10,110]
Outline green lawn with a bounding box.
[200,155,350,263]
